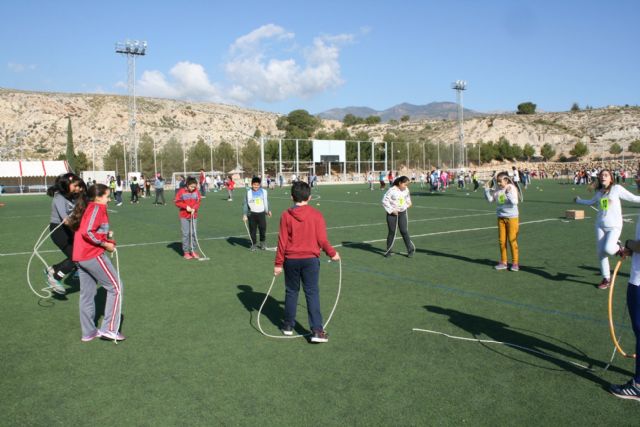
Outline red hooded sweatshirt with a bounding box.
[174,187,201,219]
[72,202,114,262]
[275,204,337,267]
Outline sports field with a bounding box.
[2,180,640,425]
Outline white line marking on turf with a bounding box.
[334,218,560,248]
[270,196,494,213]
[0,217,559,257]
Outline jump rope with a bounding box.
[189,212,210,261]
[383,207,416,257]
[242,217,277,251]
[256,258,342,339]
[27,218,124,344]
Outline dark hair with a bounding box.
[496,171,512,184]
[291,181,311,203]
[47,173,84,198]
[67,183,110,231]
[185,176,198,187]
[251,176,261,185]
[595,169,614,193]
[393,176,410,187]
[116,175,122,186]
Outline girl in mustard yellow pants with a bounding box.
[484,172,520,271]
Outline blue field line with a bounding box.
[342,261,631,330]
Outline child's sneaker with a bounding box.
[258,242,266,250]
[99,331,126,342]
[598,278,610,290]
[494,262,508,270]
[311,329,329,343]
[281,324,294,336]
[250,244,257,252]
[183,252,193,260]
[44,267,66,295]
[81,330,101,342]
[609,379,640,401]
[191,251,200,259]
[510,263,520,272]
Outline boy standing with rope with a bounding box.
[274,181,340,343]
[242,177,271,251]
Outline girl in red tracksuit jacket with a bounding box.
[69,183,125,342]
[174,176,202,259]
[226,175,235,201]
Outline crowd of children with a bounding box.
[33,164,640,401]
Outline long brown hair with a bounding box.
[593,169,613,194]
[67,184,110,231]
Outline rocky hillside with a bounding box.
[0,88,281,167]
[1,88,639,168]
[318,102,482,121]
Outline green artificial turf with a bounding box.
[2,180,640,425]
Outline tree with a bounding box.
[540,143,556,160]
[496,136,512,160]
[570,102,580,112]
[283,109,321,139]
[215,141,236,172]
[569,141,589,158]
[523,143,535,160]
[138,133,155,174]
[186,138,211,172]
[75,151,89,173]
[365,115,381,125]
[342,114,361,127]
[609,142,623,156]
[66,117,77,172]
[241,139,261,174]
[400,115,410,122]
[517,102,537,115]
[160,137,184,177]
[103,142,125,174]
[629,140,640,154]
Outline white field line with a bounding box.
[334,218,560,248]
[2,216,560,257]
[270,196,494,213]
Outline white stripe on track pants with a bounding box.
[77,253,123,337]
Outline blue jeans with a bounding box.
[284,258,323,331]
[627,283,640,382]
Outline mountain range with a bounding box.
[317,102,483,122]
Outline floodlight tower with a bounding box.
[452,80,467,169]
[115,39,147,173]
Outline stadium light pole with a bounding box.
[207,136,214,177]
[115,39,147,173]
[182,140,187,177]
[452,80,467,169]
[153,137,158,176]
[120,134,128,183]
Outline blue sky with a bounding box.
[1,0,638,114]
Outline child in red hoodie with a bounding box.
[175,176,202,259]
[226,175,235,201]
[275,181,340,343]
[69,184,124,342]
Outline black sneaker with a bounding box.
[311,329,328,343]
[258,242,266,250]
[610,379,640,401]
[407,250,415,258]
[384,251,393,258]
[281,324,293,336]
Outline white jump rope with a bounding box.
[27,222,66,299]
[242,217,277,251]
[256,258,342,339]
[383,208,416,257]
[189,212,210,261]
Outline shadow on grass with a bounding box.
[341,241,387,256]
[166,242,183,255]
[227,237,252,249]
[423,305,633,387]
[579,264,629,278]
[236,285,307,336]
[415,248,594,285]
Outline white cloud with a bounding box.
[132,24,354,105]
[7,62,36,72]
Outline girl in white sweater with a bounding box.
[382,176,414,257]
[575,169,640,289]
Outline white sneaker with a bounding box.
[99,331,126,341]
[44,267,66,295]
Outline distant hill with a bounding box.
[317,102,483,121]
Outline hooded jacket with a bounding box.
[72,202,115,262]
[174,187,201,219]
[275,204,336,267]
